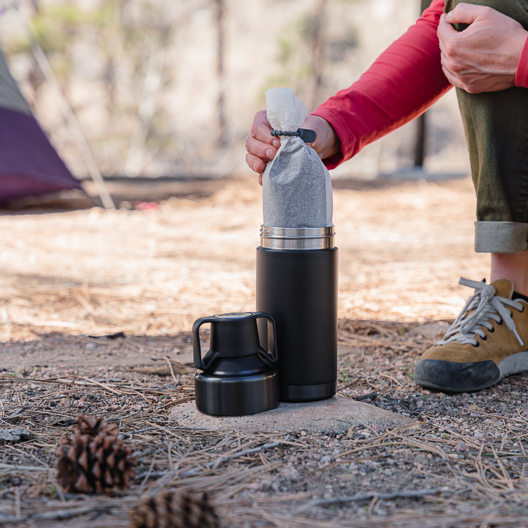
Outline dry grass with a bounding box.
[4,176,528,528]
[0,176,488,340]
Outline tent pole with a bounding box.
[17,8,115,210]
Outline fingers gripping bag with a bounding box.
[262,87,333,228]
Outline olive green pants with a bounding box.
[445,0,528,253]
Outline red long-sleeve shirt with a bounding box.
[312,0,528,169]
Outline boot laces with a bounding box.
[437,278,524,347]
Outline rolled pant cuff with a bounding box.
[475,221,528,253]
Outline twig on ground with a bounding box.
[164,356,179,386]
[0,505,116,525]
[290,488,448,516]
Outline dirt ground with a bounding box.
[4,177,528,527]
[0,175,489,340]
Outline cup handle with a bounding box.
[192,316,216,369]
[253,312,278,364]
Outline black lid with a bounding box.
[209,313,261,359]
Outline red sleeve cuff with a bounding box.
[515,34,528,88]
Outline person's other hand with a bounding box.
[438,3,528,93]
[245,111,340,184]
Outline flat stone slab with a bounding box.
[170,396,414,434]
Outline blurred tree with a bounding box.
[25,0,40,99]
[215,0,226,146]
[414,0,433,167]
[310,0,326,109]
[122,1,174,176]
[270,0,358,110]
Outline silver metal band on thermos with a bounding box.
[260,225,336,251]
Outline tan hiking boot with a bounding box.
[414,278,528,392]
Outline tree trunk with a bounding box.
[414,0,433,167]
[215,0,226,146]
[311,0,326,110]
[28,0,42,104]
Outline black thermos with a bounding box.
[256,226,338,402]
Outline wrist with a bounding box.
[304,114,340,160]
[515,32,528,88]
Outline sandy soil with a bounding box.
[0,176,488,342]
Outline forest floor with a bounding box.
[2,176,528,527]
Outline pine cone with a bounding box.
[55,415,137,494]
[129,489,221,528]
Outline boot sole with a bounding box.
[414,351,528,393]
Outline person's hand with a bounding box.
[245,111,340,184]
[438,3,528,93]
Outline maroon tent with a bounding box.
[0,48,81,204]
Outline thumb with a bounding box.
[438,13,459,40]
[446,3,488,24]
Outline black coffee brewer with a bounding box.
[256,226,338,402]
[193,312,279,416]
[192,103,337,413]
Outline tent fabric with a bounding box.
[0,48,81,204]
[0,49,32,115]
[0,174,73,203]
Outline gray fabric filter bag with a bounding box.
[262,88,333,228]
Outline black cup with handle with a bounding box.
[193,312,279,416]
